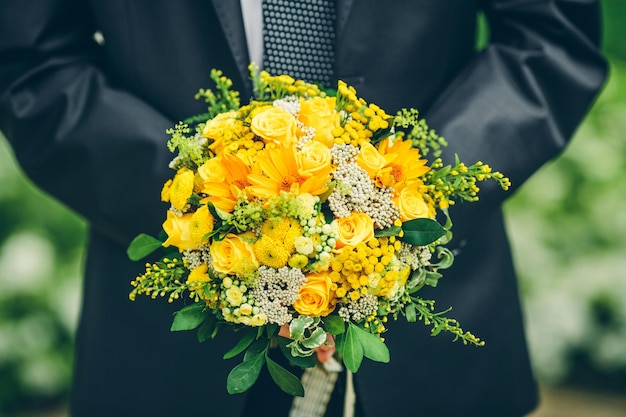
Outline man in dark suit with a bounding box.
[0,1,607,416]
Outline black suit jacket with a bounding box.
[0,1,607,416]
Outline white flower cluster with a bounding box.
[397,243,432,270]
[250,266,307,325]
[273,96,300,116]
[182,249,202,270]
[338,293,378,322]
[328,144,399,228]
[183,247,212,272]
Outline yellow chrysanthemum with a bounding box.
[169,168,195,211]
[288,254,309,269]
[254,235,290,268]
[190,205,215,245]
[161,179,172,203]
[260,217,292,241]
[283,221,303,253]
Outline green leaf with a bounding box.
[407,268,426,293]
[223,331,257,359]
[323,315,346,336]
[342,325,364,373]
[321,204,335,226]
[432,246,455,269]
[335,332,346,355]
[424,271,443,287]
[401,218,446,246]
[405,303,417,323]
[441,208,453,230]
[265,355,305,397]
[197,317,218,342]
[277,338,316,368]
[289,316,314,340]
[301,327,327,349]
[127,233,163,261]
[244,339,269,361]
[226,352,265,394]
[265,323,279,339]
[170,304,209,332]
[431,324,444,337]
[374,225,402,238]
[350,324,389,363]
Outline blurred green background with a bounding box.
[1,3,626,416]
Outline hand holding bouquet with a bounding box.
[128,65,510,396]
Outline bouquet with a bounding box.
[128,65,510,396]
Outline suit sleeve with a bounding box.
[0,0,174,247]
[423,0,608,243]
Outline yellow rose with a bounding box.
[298,140,332,177]
[210,233,258,276]
[357,142,388,178]
[197,157,226,184]
[250,106,297,146]
[294,272,335,317]
[294,236,314,255]
[394,183,435,221]
[295,193,318,218]
[203,111,236,139]
[298,97,338,147]
[249,313,268,327]
[162,211,196,251]
[225,286,244,306]
[239,303,253,316]
[334,213,375,249]
[203,111,237,155]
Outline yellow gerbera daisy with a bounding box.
[201,154,252,213]
[247,145,330,199]
[375,137,430,188]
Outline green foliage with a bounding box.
[195,69,241,119]
[265,355,304,397]
[504,60,626,386]
[0,136,86,415]
[249,62,325,101]
[394,108,447,157]
[401,218,447,246]
[127,233,164,261]
[284,316,327,357]
[223,330,257,360]
[226,339,268,394]
[166,122,207,168]
[170,304,210,331]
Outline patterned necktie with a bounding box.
[262,0,336,87]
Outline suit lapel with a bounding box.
[210,0,251,91]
